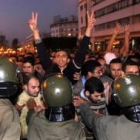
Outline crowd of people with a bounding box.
[1,11,140,140]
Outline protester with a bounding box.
[74,77,107,139]
[28,11,96,84]
[15,75,44,139]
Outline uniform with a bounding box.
[27,111,85,140]
[28,74,86,140]
[0,99,21,140]
[80,103,140,140]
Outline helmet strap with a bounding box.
[45,103,75,122]
[124,104,140,123]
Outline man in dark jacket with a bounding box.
[28,12,96,84]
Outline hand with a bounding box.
[103,82,111,105]
[87,11,96,29]
[113,23,121,34]
[27,98,37,110]
[28,12,38,32]
[124,24,130,36]
[73,96,85,107]
[85,11,96,36]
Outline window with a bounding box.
[80,5,83,11]
[105,4,115,14]
[119,17,130,25]
[132,14,140,24]
[94,0,133,17]
[95,24,105,31]
[95,8,105,17]
[133,0,140,4]
[107,21,116,29]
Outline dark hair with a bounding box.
[81,60,101,77]
[109,58,122,66]
[85,77,104,94]
[122,60,139,72]
[23,74,39,85]
[23,56,35,66]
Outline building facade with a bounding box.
[50,15,78,37]
[78,0,140,50]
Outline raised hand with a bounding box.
[113,23,121,34]
[124,24,130,36]
[85,11,96,37]
[28,12,38,32]
[87,11,96,29]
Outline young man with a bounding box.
[74,75,140,140]
[28,12,96,84]
[73,60,103,97]
[74,77,107,139]
[15,75,44,139]
[109,58,123,79]
[122,60,139,76]
[19,56,44,88]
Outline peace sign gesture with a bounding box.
[85,11,96,37]
[28,12,38,32]
[87,11,96,29]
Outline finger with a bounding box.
[35,12,38,23]
[32,12,34,20]
[91,10,95,19]
[87,11,90,21]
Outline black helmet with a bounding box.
[43,73,74,122]
[113,74,140,107]
[0,57,19,97]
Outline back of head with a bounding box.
[104,52,116,65]
[113,74,140,122]
[43,73,74,122]
[113,74,140,107]
[0,56,19,98]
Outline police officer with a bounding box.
[74,74,140,140]
[27,73,85,140]
[0,56,21,140]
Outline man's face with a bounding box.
[92,66,103,78]
[25,78,40,97]
[86,91,103,102]
[54,51,70,69]
[125,65,139,76]
[110,63,122,79]
[23,62,34,75]
[98,59,106,74]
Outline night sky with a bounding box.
[0,0,78,44]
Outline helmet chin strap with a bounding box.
[45,103,75,122]
[124,104,140,123]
